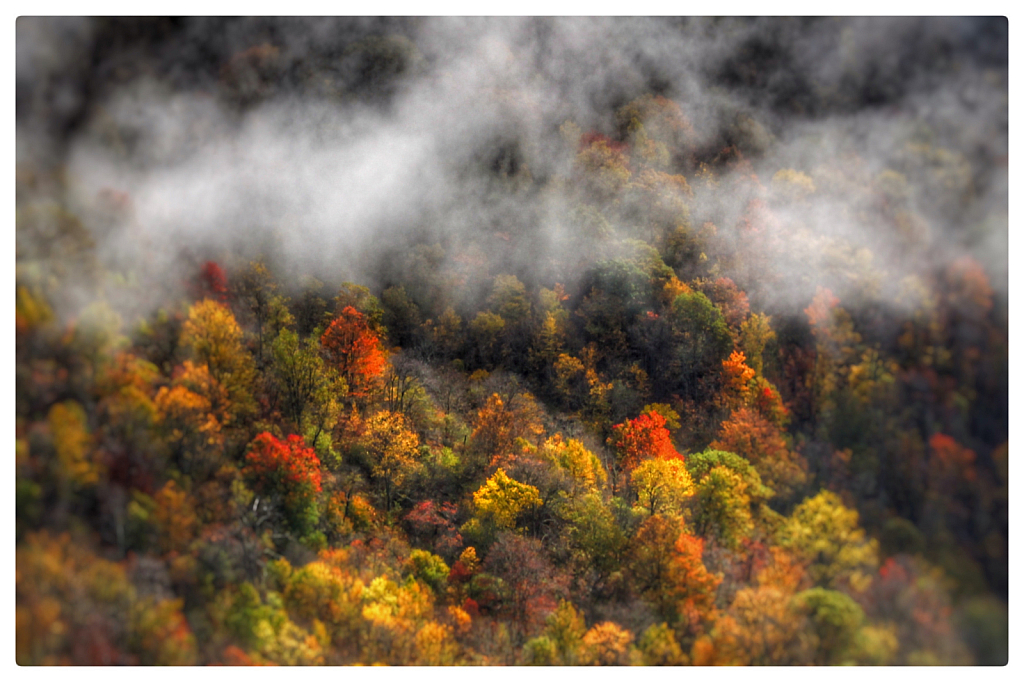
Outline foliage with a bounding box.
[360,410,421,511]
[244,432,323,535]
[778,490,879,591]
[320,306,387,399]
[471,468,542,531]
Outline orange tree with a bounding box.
[320,306,387,401]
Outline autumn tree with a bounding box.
[320,306,387,401]
[194,260,229,303]
[740,312,775,375]
[469,468,542,532]
[539,435,607,499]
[637,622,687,665]
[467,392,544,471]
[711,406,807,500]
[607,410,682,490]
[666,532,721,635]
[270,328,347,450]
[692,547,810,666]
[689,466,754,550]
[778,490,878,591]
[152,480,198,554]
[46,400,101,490]
[626,514,683,617]
[179,299,256,425]
[359,410,420,512]
[720,350,756,409]
[154,361,227,478]
[579,622,636,665]
[630,457,693,517]
[243,432,323,536]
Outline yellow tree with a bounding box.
[631,457,693,518]
[471,468,542,531]
[778,490,878,591]
[540,435,607,498]
[47,401,100,489]
[179,299,256,425]
[579,622,636,665]
[360,410,420,511]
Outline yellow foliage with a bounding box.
[541,435,607,495]
[472,468,542,530]
[580,621,635,665]
[415,621,458,665]
[47,401,100,487]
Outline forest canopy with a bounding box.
[15,16,1008,666]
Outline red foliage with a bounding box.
[461,597,480,618]
[192,260,230,303]
[244,432,322,499]
[607,411,682,473]
[320,306,387,397]
[448,560,473,585]
[405,500,463,558]
[753,381,789,425]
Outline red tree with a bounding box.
[244,432,322,532]
[194,261,230,303]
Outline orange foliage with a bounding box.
[608,411,682,473]
[320,306,387,398]
[668,533,721,634]
[470,392,544,468]
[721,351,756,409]
[804,286,840,330]
[928,433,977,488]
[711,407,807,498]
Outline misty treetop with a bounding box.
[16,17,1006,665]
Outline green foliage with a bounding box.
[666,291,733,397]
[686,448,773,501]
[637,622,688,665]
[689,466,753,550]
[792,587,865,665]
[407,549,450,594]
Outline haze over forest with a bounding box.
[16,17,1008,666]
